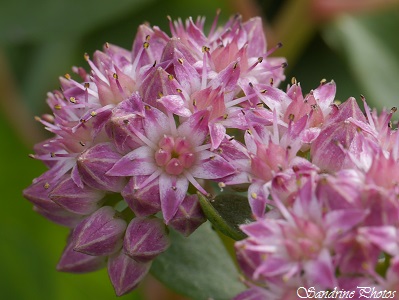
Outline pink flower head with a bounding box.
[236,176,366,291]
[168,13,286,86]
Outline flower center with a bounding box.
[154,135,196,175]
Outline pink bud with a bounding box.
[124,217,170,262]
[72,206,127,256]
[57,237,106,273]
[168,194,206,236]
[77,142,127,192]
[50,176,105,215]
[108,251,151,296]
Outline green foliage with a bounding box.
[151,222,246,300]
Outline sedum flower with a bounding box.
[107,103,237,222]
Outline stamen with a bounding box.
[226,93,257,108]
[272,109,279,144]
[183,170,208,195]
[201,49,209,89]
[265,42,283,57]
[167,111,178,136]
[194,143,211,152]
[131,41,149,74]
[113,72,126,97]
[138,169,163,189]
[246,57,263,73]
[84,53,108,84]
[129,126,157,150]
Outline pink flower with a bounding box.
[107,103,236,222]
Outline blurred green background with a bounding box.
[1,0,399,299]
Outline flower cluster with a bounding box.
[234,84,399,299]
[23,12,286,296]
[24,11,399,299]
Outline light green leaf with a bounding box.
[324,14,399,109]
[151,222,246,300]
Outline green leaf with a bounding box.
[323,14,399,109]
[151,222,246,300]
[198,193,254,241]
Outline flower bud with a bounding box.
[72,206,127,256]
[50,176,105,215]
[23,178,83,227]
[108,251,151,296]
[168,194,206,236]
[122,176,161,217]
[124,217,170,262]
[77,142,126,192]
[57,237,106,273]
[105,93,145,154]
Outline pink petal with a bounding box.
[158,95,191,117]
[209,122,226,150]
[247,181,270,218]
[107,146,157,176]
[190,150,235,179]
[243,17,267,56]
[304,249,337,288]
[313,80,336,113]
[50,176,105,215]
[359,226,399,256]
[159,173,188,223]
[177,110,209,146]
[142,105,170,142]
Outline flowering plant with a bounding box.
[23,11,399,300]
